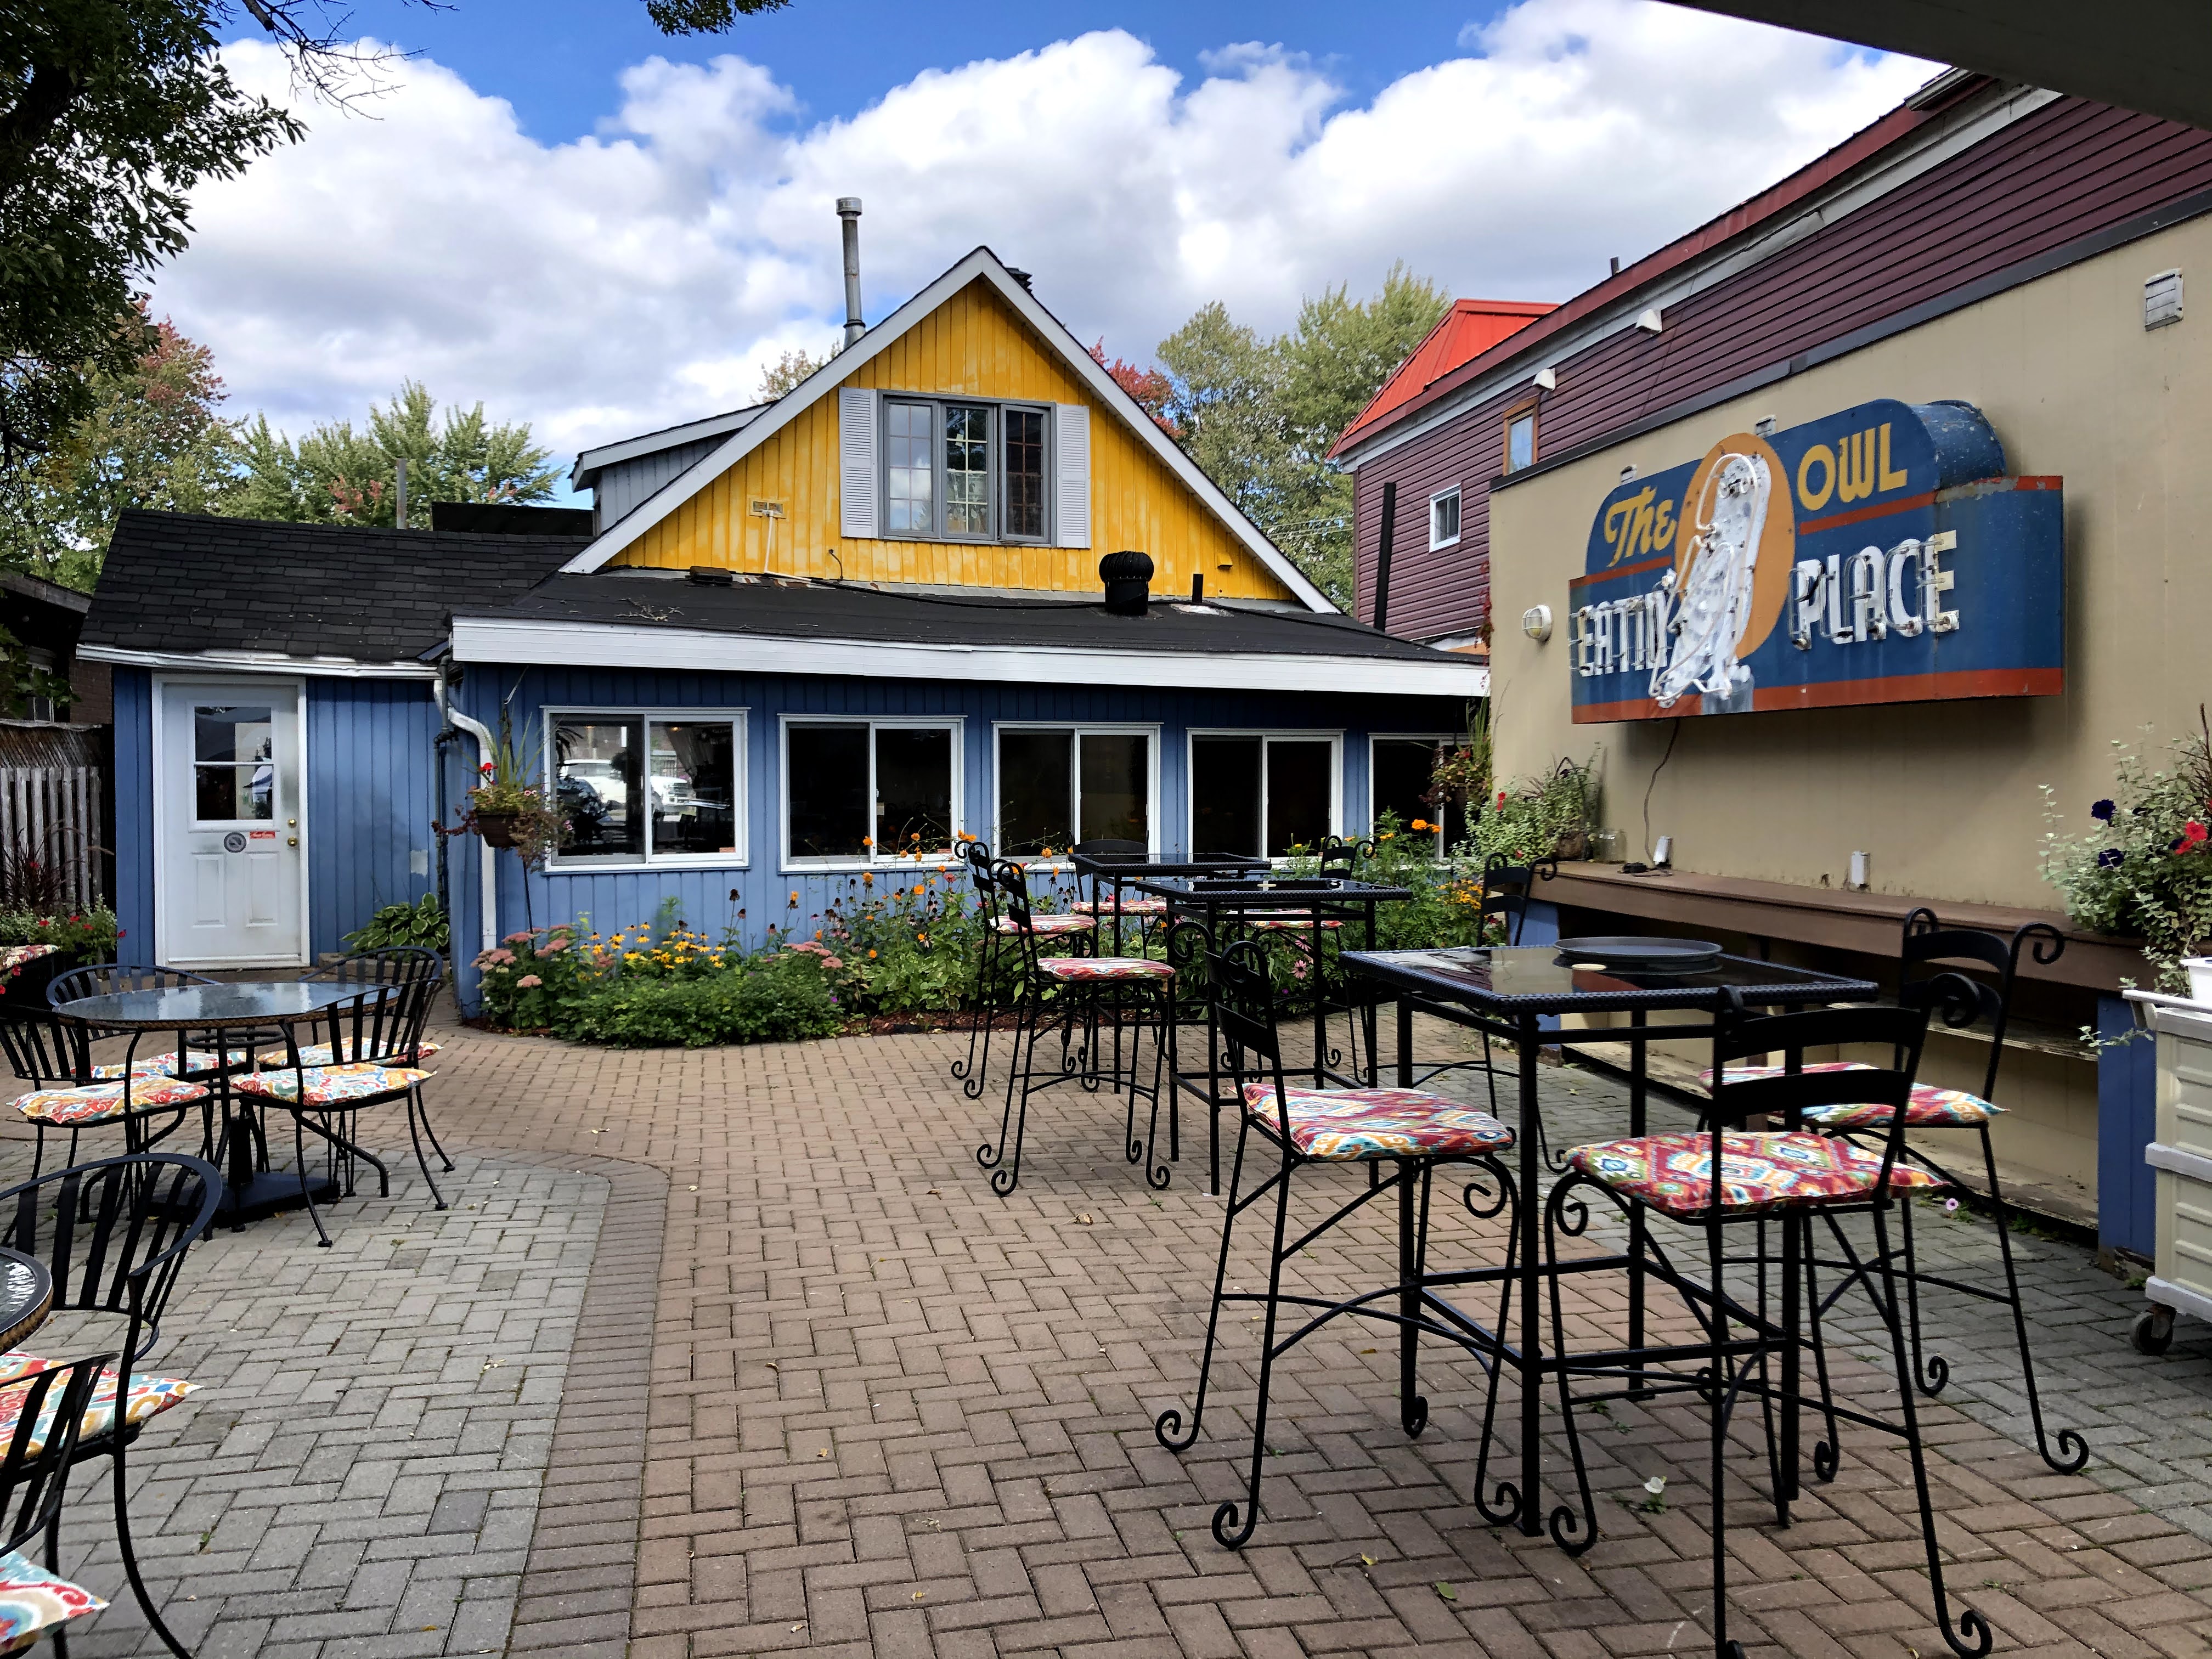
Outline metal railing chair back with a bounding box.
[974,859,1168,1197]
[1702,909,2083,1473]
[1068,839,1165,953]
[232,950,445,1244]
[0,1153,221,1659]
[950,838,1011,1099]
[4,970,223,1180]
[1545,997,1994,1659]
[1154,925,1519,1550]
[43,964,243,1079]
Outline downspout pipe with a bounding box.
[433,670,499,958]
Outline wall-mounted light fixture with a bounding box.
[1521,604,1553,642]
[1533,367,1557,391]
[1635,308,1663,334]
[1753,416,1778,436]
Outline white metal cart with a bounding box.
[2125,990,2212,1354]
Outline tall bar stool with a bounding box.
[1154,927,1518,1548]
[1547,997,1990,1659]
[977,861,1165,1196]
[1698,910,2086,1473]
[951,839,1014,1099]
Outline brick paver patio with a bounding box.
[10,1010,2212,1658]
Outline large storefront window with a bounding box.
[551,712,745,865]
[785,719,960,865]
[996,727,1153,856]
[1189,733,1338,858]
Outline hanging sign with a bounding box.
[1566,398,2062,723]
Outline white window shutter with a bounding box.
[839,387,879,539]
[1054,403,1091,549]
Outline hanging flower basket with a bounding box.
[474,811,522,849]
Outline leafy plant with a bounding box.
[1466,755,1599,867]
[0,831,85,914]
[2041,719,2212,989]
[344,893,449,953]
[0,907,120,965]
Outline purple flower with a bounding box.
[2091,799,2116,822]
[2098,848,2125,868]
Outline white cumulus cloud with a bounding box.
[150,0,1934,470]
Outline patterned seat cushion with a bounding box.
[0,1351,197,1452]
[257,1037,443,1069]
[0,1548,104,1656]
[989,913,1096,936]
[234,1062,433,1107]
[1248,917,1344,932]
[1567,1131,1944,1219]
[13,1076,210,1126]
[0,945,57,981]
[1039,957,1174,982]
[1242,1084,1514,1160]
[90,1046,252,1081]
[1698,1060,2000,1128]
[1070,897,1169,916]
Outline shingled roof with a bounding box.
[83,511,589,664]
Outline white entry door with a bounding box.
[157,680,307,967]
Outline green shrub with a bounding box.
[561,953,843,1047]
[0,906,121,965]
[1463,755,1599,867]
[344,893,449,952]
[2042,725,2212,989]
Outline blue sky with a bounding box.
[250,1,1521,146]
[167,1,1928,475]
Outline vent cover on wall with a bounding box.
[2146,268,2184,330]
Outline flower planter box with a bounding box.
[474,812,522,849]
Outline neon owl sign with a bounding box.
[1565,399,2063,723]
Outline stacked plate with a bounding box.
[1554,935,1725,972]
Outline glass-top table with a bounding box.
[1340,943,1881,1539]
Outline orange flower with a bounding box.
[1410,819,1430,831]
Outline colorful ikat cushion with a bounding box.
[0,1548,104,1655]
[234,1062,432,1107]
[1247,917,1344,932]
[12,1076,210,1126]
[0,945,57,983]
[989,913,1096,936]
[1241,1084,1514,1161]
[0,1351,197,1452]
[1070,897,1169,916]
[1040,957,1174,982]
[1698,1060,2000,1129]
[1567,1130,1944,1219]
[257,1038,443,1070]
[90,1047,252,1081]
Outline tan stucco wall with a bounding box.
[1487,212,2212,911]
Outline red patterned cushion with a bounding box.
[1241,1083,1514,1160]
[0,1352,196,1452]
[1071,897,1169,916]
[1699,1061,2000,1128]
[1248,916,1344,932]
[13,1076,210,1126]
[989,912,1096,936]
[91,1046,252,1081]
[0,1546,104,1653]
[259,1037,443,1069]
[1040,957,1173,982]
[235,1062,432,1107]
[1567,1131,1943,1218]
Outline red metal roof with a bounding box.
[1336,300,1556,452]
[1328,81,1982,460]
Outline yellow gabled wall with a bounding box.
[610,279,1300,602]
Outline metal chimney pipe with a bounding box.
[837,198,865,347]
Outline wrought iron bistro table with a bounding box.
[1068,854,1268,956]
[0,1248,52,1353]
[1339,943,1880,1537]
[1139,874,1414,1192]
[52,982,390,1226]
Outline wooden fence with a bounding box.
[0,722,106,909]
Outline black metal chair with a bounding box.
[950,839,1013,1100]
[1545,998,1990,1659]
[1068,840,1166,957]
[285,947,454,1204]
[1698,910,2086,1474]
[1153,927,1517,1547]
[233,952,444,1243]
[3,973,221,1181]
[0,1153,221,1659]
[0,1351,120,1651]
[976,860,1166,1196]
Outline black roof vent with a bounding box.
[1099,550,1153,616]
[1006,267,1034,291]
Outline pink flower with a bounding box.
[539,935,571,953]
[516,974,543,989]
[475,947,516,968]
[503,930,535,945]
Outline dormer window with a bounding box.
[881,397,1051,544]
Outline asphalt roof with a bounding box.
[83,511,590,663]
[456,571,1457,663]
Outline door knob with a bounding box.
[287,837,298,847]
[287,818,297,827]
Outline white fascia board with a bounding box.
[569,404,768,489]
[558,249,1338,614]
[451,616,1486,698]
[79,645,439,680]
[1334,83,2060,472]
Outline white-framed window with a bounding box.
[880,397,1051,544]
[1369,733,1469,855]
[1187,731,1342,860]
[1429,486,1463,550]
[547,708,748,868]
[994,724,1160,859]
[1504,403,1538,473]
[780,715,963,868]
